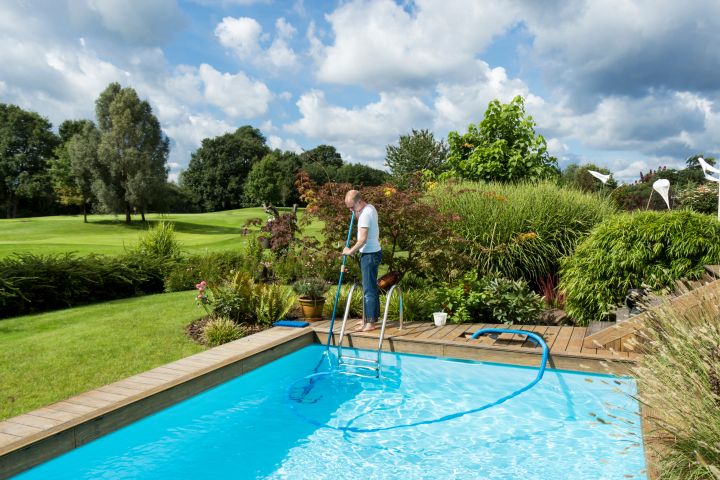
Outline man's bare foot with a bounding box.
[360,323,378,332]
[353,322,366,332]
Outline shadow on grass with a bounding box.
[91,219,262,236]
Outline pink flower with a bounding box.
[197,294,203,299]
[200,281,207,287]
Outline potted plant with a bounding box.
[293,277,330,321]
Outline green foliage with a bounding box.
[0,252,168,319]
[180,126,270,211]
[207,271,258,323]
[202,316,245,346]
[334,163,389,186]
[677,183,719,215]
[385,129,448,189]
[293,277,330,299]
[632,294,720,479]
[560,163,617,192]
[244,150,301,206]
[431,180,615,282]
[560,210,720,325]
[254,284,296,326]
[438,272,543,324]
[136,221,182,259]
[94,83,169,223]
[446,96,558,183]
[609,182,669,211]
[382,287,440,323]
[0,103,59,218]
[164,250,250,292]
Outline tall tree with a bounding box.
[300,144,344,185]
[385,128,448,189]
[50,119,98,222]
[180,126,269,211]
[0,104,59,218]
[335,163,388,186]
[244,150,301,206]
[447,96,558,183]
[93,83,169,223]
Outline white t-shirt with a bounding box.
[358,203,381,253]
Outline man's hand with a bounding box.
[342,247,353,256]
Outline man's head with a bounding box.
[344,190,363,211]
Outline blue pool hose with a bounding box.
[288,328,550,433]
[325,211,355,351]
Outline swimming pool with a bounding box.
[14,344,646,479]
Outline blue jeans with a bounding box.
[360,250,382,322]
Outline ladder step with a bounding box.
[339,357,377,364]
[338,363,379,371]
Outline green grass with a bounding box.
[0,291,206,420]
[0,208,324,258]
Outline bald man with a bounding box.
[342,190,382,332]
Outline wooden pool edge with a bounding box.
[2,327,654,479]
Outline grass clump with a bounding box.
[633,292,720,479]
[431,180,615,282]
[560,210,720,325]
[202,316,245,347]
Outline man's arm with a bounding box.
[343,227,368,255]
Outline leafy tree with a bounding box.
[0,104,59,218]
[49,120,98,222]
[181,126,269,211]
[93,83,169,223]
[385,128,448,189]
[244,150,301,206]
[335,163,388,186]
[561,163,617,193]
[300,144,343,168]
[447,96,558,183]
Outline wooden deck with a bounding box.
[311,320,639,374]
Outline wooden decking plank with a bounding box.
[426,324,462,339]
[0,421,43,437]
[6,414,62,430]
[438,323,470,341]
[566,326,587,355]
[50,401,96,415]
[551,325,575,353]
[29,407,81,423]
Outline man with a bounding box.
[342,190,382,332]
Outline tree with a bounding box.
[299,144,344,186]
[181,126,269,211]
[50,120,98,222]
[0,104,59,218]
[385,129,448,189]
[93,83,169,223]
[334,163,388,186]
[561,163,617,193]
[447,96,558,183]
[244,150,301,206]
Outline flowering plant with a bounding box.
[195,280,212,315]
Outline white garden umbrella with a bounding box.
[588,170,611,184]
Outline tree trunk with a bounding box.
[125,202,132,224]
[83,202,88,223]
[141,209,146,223]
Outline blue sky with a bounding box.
[1,0,719,183]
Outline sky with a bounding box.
[1,0,719,183]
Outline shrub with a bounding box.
[210,271,258,323]
[633,293,720,479]
[203,316,245,347]
[0,252,167,319]
[164,250,247,292]
[254,284,296,326]
[382,287,441,323]
[438,273,543,324]
[324,284,363,319]
[677,183,718,215]
[560,210,720,325]
[431,180,615,282]
[293,277,330,299]
[136,221,181,259]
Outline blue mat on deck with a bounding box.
[273,320,310,328]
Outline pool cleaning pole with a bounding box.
[325,211,355,351]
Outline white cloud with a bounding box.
[286,89,433,166]
[198,63,273,118]
[433,62,541,130]
[314,0,518,90]
[268,135,302,153]
[215,17,262,58]
[164,113,235,177]
[215,16,298,70]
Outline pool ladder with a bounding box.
[334,283,403,378]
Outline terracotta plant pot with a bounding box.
[298,296,325,321]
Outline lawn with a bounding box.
[0,291,206,420]
[0,208,323,258]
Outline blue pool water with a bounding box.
[15,345,646,479]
